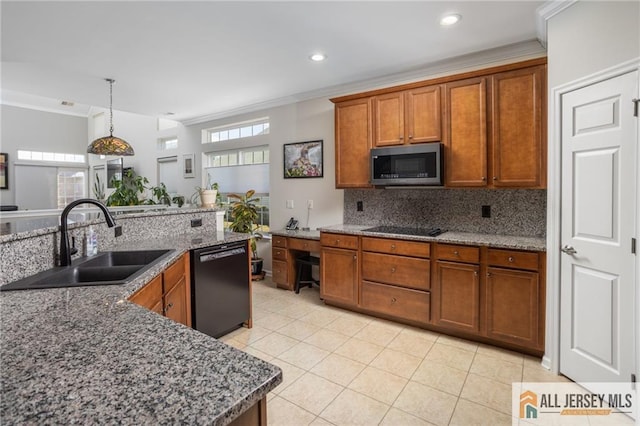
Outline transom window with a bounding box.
[205,146,269,168]
[17,150,85,164]
[158,137,178,151]
[203,117,270,144]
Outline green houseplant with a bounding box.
[228,189,264,276]
[106,169,149,206]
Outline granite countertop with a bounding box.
[271,229,321,240]
[316,224,547,251]
[0,231,282,425]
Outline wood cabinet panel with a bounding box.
[444,77,488,186]
[320,246,358,306]
[491,65,545,187]
[272,247,288,261]
[361,252,430,291]
[435,244,480,263]
[361,281,430,324]
[373,92,405,146]
[320,232,359,250]
[164,277,187,324]
[361,237,430,258]
[432,261,480,333]
[486,267,541,349]
[487,248,539,271]
[406,85,441,143]
[164,257,185,292]
[272,259,287,286]
[335,98,372,188]
[129,274,162,310]
[288,238,321,253]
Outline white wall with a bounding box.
[0,105,88,207]
[545,0,640,372]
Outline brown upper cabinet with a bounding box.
[373,85,441,147]
[443,65,546,188]
[334,98,373,188]
[331,58,547,190]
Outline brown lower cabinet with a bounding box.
[129,252,191,327]
[319,232,546,354]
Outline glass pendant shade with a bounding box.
[87,78,135,156]
[87,135,134,155]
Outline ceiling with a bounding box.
[1,1,546,124]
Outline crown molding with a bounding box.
[536,0,578,47]
[182,39,546,126]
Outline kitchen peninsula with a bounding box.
[0,208,282,424]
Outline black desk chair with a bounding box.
[294,255,320,294]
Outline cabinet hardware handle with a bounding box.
[391,267,396,273]
[493,176,497,180]
[399,136,404,140]
[336,240,340,245]
[487,272,491,277]
[482,177,486,181]
[508,256,514,262]
[391,297,397,303]
[390,244,396,250]
[453,250,459,256]
[408,135,413,139]
[353,255,357,260]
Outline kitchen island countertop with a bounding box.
[0,231,282,425]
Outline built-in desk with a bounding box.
[271,230,321,291]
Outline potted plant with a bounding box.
[228,189,264,276]
[106,169,149,206]
[193,183,218,208]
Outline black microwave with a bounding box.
[370,143,443,186]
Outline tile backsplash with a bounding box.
[344,188,546,237]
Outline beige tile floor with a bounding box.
[219,277,578,426]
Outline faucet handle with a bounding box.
[70,236,78,256]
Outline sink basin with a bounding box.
[1,249,175,291]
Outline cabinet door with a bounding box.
[164,277,187,326]
[129,274,163,310]
[432,261,480,333]
[406,85,441,144]
[373,92,404,147]
[272,259,288,287]
[486,267,541,349]
[491,66,545,187]
[335,98,372,188]
[443,77,488,186]
[320,247,358,306]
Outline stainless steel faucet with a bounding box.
[59,199,116,266]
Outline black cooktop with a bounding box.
[363,225,446,237]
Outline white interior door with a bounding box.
[560,71,638,386]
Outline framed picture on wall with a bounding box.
[0,153,8,189]
[283,140,323,178]
[183,154,195,178]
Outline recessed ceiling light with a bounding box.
[309,53,327,62]
[440,14,461,26]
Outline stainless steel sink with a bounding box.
[1,249,175,291]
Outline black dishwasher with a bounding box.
[191,240,250,339]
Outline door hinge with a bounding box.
[633,98,640,117]
[632,238,636,254]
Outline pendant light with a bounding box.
[87,78,135,156]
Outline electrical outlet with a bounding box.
[307,199,313,209]
[286,200,294,209]
[482,205,491,218]
[114,225,123,237]
[357,201,363,212]
[191,218,202,227]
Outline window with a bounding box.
[17,150,85,164]
[57,168,87,208]
[203,117,270,144]
[158,137,178,151]
[205,146,269,168]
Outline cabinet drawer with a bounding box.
[164,257,185,292]
[362,252,430,290]
[488,249,540,271]
[272,260,288,285]
[272,236,288,248]
[288,238,321,252]
[320,232,359,250]
[129,274,162,310]
[361,281,430,324]
[361,237,430,258]
[436,244,480,263]
[272,247,288,261]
